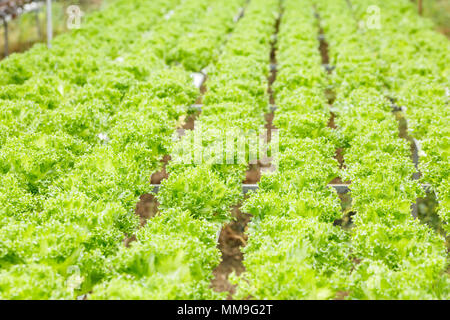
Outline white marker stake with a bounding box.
[47,0,52,48]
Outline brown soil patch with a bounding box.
[244,164,261,184]
[392,109,421,180]
[211,207,251,299]
[124,193,160,247]
[150,155,171,184]
[335,291,350,300]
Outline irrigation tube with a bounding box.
[150,184,433,195]
[189,104,278,113]
[150,183,433,220]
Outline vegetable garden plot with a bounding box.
[0,0,448,300]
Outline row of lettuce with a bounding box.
[233,0,352,299]
[0,0,246,299]
[90,0,280,299]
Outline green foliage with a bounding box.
[158,165,242,223]
[234,216,352,299]
[0,0,448,300]
[0,0,248,299]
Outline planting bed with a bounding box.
[0,0,448,300]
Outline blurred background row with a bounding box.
[0,0,448,61]
[0,0,103,59]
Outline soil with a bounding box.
[327,110,337,129]
[257,7,281,175]
[335,291,350,300]
[392,109,421,180]
[267,10,280,105]
[181,110,201,131]
[124,193,160,247]
[416,191,448,249]
[327,111,347,176]
[437,27,450,38]
[211,206,251,299]
[244,164,261,184]
[318,32,330,67]
[150,155,171,184]
[211,6,283,299]
[334,149,346,169]
[264,110,276,131]
[324,68,347,184]
[135,193,160,226]
[315,9,356,232]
